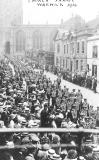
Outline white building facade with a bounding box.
[54,29,93,74]
[87,34,99,92]
[54,29,68,69]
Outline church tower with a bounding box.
[0,0,23,27]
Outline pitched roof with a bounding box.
[87,16,99,29]
[63,15,85,31]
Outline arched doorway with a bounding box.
[5,41,10,54]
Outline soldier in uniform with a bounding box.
[51,88,57,106]
[82,99,89,112]
[40,103,49,127]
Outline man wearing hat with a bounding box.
[31,96,37,113]
[52,133,61,155]
[29,133,40,150]
[47,149,55,160]
[82,99,89,111]
[67,149,77,160]
[70,89,76,97]
[40,103,49,127]
[51,153,62,160]
[61,149,68,160]
[51,89,57,106]
[76,89,83,104]
[34,105,41,120]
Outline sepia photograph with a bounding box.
[0,0,99,159]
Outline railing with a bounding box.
[0,128,98,152]
[0,127,99,159]
[0,128,98,133]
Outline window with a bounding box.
[81,60,83,71]
[56,57,59,66]
[77,42,80,53]
[70,42,74,53]
[57,43,60,53]
[63,59,65,68]
[67,44,68,54]
[93,46,98,58]
[72,42,74,53]
[87,64,89,71]
[92,65,97,77]
[66,59,67,68]
[82,41,85,53]
[64,45,66,54]
[60,57,62,67]
[76,60,78,70]
[70,61,73,72]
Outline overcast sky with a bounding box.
[23,0,99,24]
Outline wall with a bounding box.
[87,37,99,92]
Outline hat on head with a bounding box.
[9,89,13,93]
[56,113,64,119]
[29,133,39,142]
[10,114,16,120]
[43,101,48,105]
[0,98,3,102]
[0,108,3,113]
[28,121,39,128]
[35,106,40,111]
[21,136,30,144]
[52,134,60,144]
[0,102,3,106]
[0,121,4,128]
[21,132,28,137]
[32,91,36,95]
[47,149,55,156]
[25,107,30,112]
[61,149,68,155]
[33,97,37,101]
[67,149,77,159]
[51,153,61,160]
[79,156,85,160]
[21,119,27,125]
[23,102,29,107]
[42,143,51,151]
[34,102,40,107]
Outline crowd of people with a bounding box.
[45,65,97,93]
[0,56,98,160]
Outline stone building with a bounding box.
[0,0,60,58]
[54,15,98,74]
[6,24,59,56]
[54,27,94,74]
[87,31,99,92]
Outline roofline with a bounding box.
[12,24,61,28]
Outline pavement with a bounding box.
[44,71,99,110]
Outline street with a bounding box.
[44,71,99,110]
